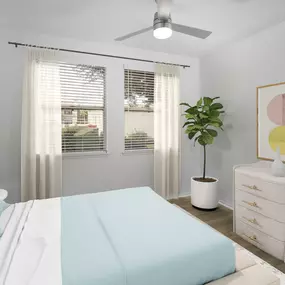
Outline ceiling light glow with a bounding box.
[153,27,172,39]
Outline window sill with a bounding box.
[63,151,110,159]
[122,149,154,156]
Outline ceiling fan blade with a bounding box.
[115,27,153,41]
[172,23,212,39]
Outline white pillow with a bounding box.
[0,204,14,237]
[0,189,8,201]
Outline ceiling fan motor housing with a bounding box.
[153,12,172,31]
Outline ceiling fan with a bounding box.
[115,0,212,41]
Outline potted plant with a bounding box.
[181,97,224,210]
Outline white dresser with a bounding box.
[234,162,285,261]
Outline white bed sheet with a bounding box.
[0,199,61,285]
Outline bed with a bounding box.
[0,187,280,285]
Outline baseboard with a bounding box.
[178,192,191,198]
[178,193,233,211]
[218,200,233,210]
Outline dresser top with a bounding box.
[235,161,285,183]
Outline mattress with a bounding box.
[0,187,235,285]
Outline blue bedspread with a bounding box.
[61,187,235,285]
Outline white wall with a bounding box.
[200,21,285,207]
[0,28,200,203]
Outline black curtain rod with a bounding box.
[8,41,190,68]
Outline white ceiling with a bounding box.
[1,0,285,57]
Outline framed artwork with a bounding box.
[257,82,285,161]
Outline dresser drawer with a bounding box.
[236,205,285,241]
[236,189,285,223]
[235,172,285,203]
[236,219,285,260]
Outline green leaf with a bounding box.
[210,110,220,118]
[203,97,213,106]
[201,132,214,144]
[182,122,192,128]
[212,97,220,101]
[186,107,198,115]
[180,102,191,107]
[188,132,196,140]
[194,125,204,130]
[206,129,218,137]
[203,105,210,111]
[194,136,200,146]
[209,122,220,128]
[185,113,196,120]
[211,103,224,110]
[197,98,203,107]
[186,125,202,133]
[199,113,208,119]
[210,118,223,127]
[211,118,222,123]
[198,137,207,146]
[185,126,195,133]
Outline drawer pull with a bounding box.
[242,184,262,191]
[242,216,260,226]
[243,234,262,245]
[242,200,260,208]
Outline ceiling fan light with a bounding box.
[153,27,172,39]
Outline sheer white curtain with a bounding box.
[154,64,180,199]
[21,49,62,201]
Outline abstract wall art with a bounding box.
[257,82,285,161]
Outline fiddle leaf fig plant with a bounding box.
[180,97,225,181]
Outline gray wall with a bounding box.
[200,21,285,207]
[0,28,201,203]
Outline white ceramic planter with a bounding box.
[191,177,219,210]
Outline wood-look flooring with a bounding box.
[169,196,285,273]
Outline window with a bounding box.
[124,69,154,150]
[77,110,88,124]
[61,63,106,153]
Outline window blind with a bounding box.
[124,69,154,150]
[60,63,106,153]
